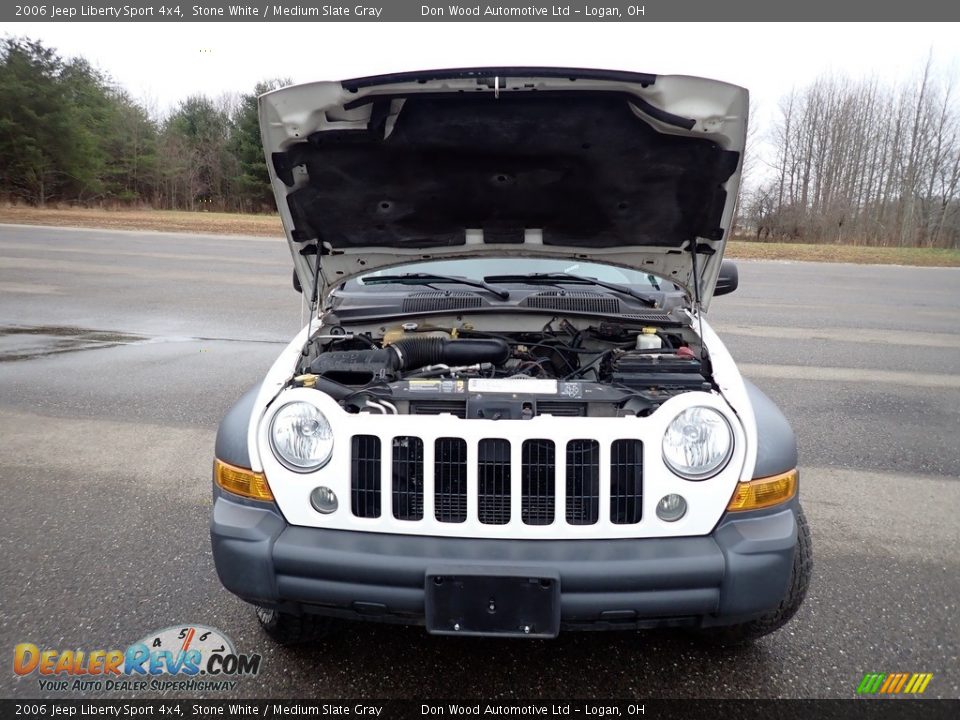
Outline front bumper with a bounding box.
[210,489,799,631]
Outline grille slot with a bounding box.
[523,291,620,314]
[350,435,381,518]
[566,439,600,525]
[521,439,555,525]
[402,292,482,313]
[536,401,586,417]
[477,438,511,525]
[434,437,467,523]
[610,439,643,524]
[410,401,467,418]
[391,436,424,521]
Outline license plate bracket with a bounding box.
[424,566,560,638]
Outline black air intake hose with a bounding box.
[388,337,510,370]
[311,376,356,401]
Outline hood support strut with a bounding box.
[690,243,707,361]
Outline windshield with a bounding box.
[356,258,669,289]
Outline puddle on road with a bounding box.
[0,325,146,362]
[0,325,283,362]
[1,325,144,342]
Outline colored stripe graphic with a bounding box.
[858,673,933,694]
[879,674,896,693]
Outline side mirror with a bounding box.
[293,269,302,293]
[714,260,738,297]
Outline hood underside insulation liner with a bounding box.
[276,92,740,251]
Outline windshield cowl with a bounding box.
[323,259,690,325]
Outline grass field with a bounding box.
[725,238,960,267]
[2,206,959,267]
[0,207,280,237]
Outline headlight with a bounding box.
[662,406,733,480]
[269,402,334,472]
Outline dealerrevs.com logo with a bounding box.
[13,625,261,693]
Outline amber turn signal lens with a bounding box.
[726,469,797,511]
[214,459,274,501]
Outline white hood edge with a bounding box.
[259,68,748,310]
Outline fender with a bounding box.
[743,379,798,478]
[214,383,262,469]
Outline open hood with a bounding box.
[260,68,748,310]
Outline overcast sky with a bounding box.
[10,21,960,148]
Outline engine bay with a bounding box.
[290,316,715,419]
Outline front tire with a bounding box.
[700,505,813,644]
[256,606,337,646]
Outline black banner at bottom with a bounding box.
[1,700,958,720]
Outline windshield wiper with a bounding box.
[361,273,510,300]
[484,272,658,307]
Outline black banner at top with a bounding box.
[4,0,960,22]
[0,700,959,720]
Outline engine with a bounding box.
[292,322,713,419]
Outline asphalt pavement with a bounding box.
[0,223,958,700]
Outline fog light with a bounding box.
[656,494,687,522]
[310,486,338,514]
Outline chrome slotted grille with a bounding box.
[349,434,644,529]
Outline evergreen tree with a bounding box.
[231,79,289,212]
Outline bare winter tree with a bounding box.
[760,57,960,249]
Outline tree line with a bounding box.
[0,37,283,213]
[742,56,960,249]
